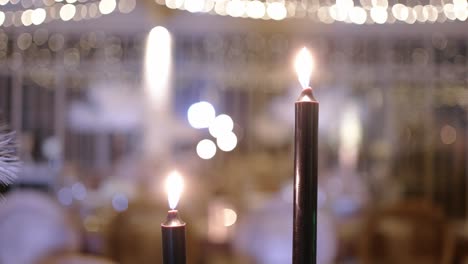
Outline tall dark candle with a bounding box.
[293,87,318,264]
[161,210,186,264]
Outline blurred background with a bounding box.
[0,0,467,263]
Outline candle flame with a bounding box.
[165,171,184,210]
[294,47,314,89]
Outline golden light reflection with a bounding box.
[294,47,314,89]
[165,171,184,209]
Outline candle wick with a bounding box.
[297,87,317,102]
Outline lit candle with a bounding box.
[293,47,318,264]
[161,171,186,264]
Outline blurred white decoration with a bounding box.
[234,183,337,264]
[69,82,143,132]
[339,103,362,167]
[196,139,217,159]
[145,26,172,111]
[208,114,234,138]
[187,101,216,129]
[320,102,368,217]
[0,127,19,184]
[216,131,238,152]
[144,26,173,159]
[0,191,80,264]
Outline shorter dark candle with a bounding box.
[161,210,186,264]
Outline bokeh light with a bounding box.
[440,125,457,145]
[209,114,234,138]
[217,131,238,152]
[32,8,46,25]
[349,6,367,24]
[185,0,205,12]
[57,187,73,206]
[196,139,217,159]
[60,3,76,21]
[223,208,237,227]
[226,0,245,17]
[370,6,387,24]
[112,193,129,212]
[267,2,287,20]
[71,182,87,201]
[99,0,117,15]
[188,101,216,129]
[119,0,136,13]
[247,0,265,18]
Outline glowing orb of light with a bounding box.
[187,101,216,129]
[209,114,234,138]
[216,131,238,152]
[223,208,237,227]
[196,139,217,159]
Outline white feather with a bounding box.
[0,127,19,185]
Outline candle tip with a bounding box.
[162,210,186,227]
[297,87,317,102]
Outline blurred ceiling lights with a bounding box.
[0,0,136,27]
[154,0,468,24]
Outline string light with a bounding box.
[0,0,136,27]
[60,4,76,21]
[152,0,461,24]
[0,0,463,30]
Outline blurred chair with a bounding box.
[359,200,452,264]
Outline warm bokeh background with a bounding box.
[0,0,467,263]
